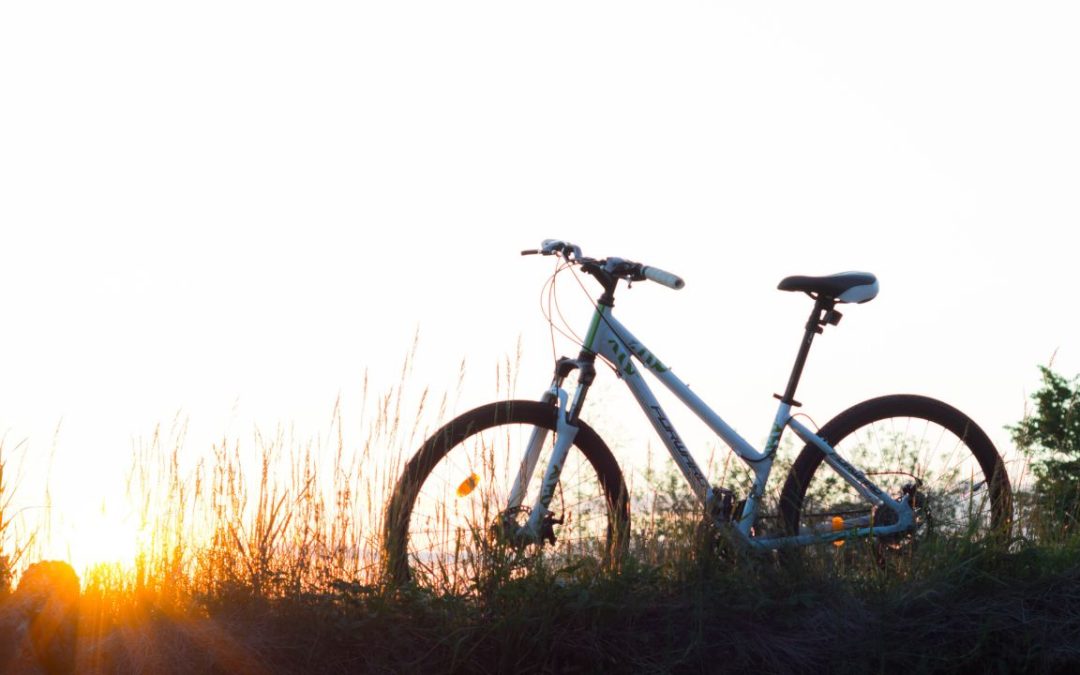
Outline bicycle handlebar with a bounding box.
[521,239,685,291]
[642,265,685,290]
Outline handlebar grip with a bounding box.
[642,266,685,290]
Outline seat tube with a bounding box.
[780,296,836,406]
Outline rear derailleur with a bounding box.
[872,479,927,548]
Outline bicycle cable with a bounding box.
[540,260,592,370]
[541,261,560,365]
[789,412,822,433]
[552,265,584,346]
[535,250,652,380]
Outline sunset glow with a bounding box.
[3,0,1080,609]
[43,497,144,576]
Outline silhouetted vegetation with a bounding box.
[5,362,1080,672]
[1011,365,1080,532]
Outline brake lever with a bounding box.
[521,240,583,260]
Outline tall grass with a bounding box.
[120,377,431,601]
[0,439,36,598]
[5,360,1080,672]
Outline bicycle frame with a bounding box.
[510,303,915,550]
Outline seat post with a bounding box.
[777,296,841,407]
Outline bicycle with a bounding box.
[384,239,1012,590]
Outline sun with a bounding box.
[45,497,144,576]
[71,505,143,572]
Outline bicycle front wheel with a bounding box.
[384,400,629,591]
[779,395,1012,554]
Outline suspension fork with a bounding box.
[507,352,598,543]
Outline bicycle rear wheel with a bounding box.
[779,395,1011,558]
[384,400,629,591]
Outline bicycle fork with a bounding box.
[504,355,595,546]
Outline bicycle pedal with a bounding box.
[540,513,564,546]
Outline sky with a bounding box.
[2,2,1079,568]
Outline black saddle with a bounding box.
[778,272,878,304]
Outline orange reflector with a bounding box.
[831,516,845,548]
[457,473,480,497]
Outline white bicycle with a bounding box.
[385,240,1012,589]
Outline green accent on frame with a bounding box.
[605,339,637,376]
[584,307,606,350]
[628,341,669,373]
[764,423,784,457]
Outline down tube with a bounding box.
[589,318,709,503]
[620,367,711,503]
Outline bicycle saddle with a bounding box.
[777,272,879,304]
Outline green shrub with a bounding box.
[1010,365,1080,530]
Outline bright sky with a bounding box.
[2,2,1079,568]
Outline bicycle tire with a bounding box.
[384,400,629,590]
[779,395,1012,551]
